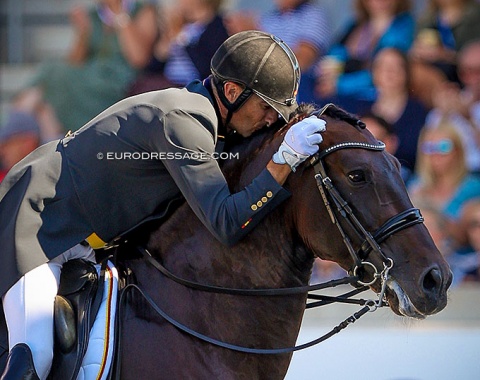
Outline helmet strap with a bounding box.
[213,77,253,127]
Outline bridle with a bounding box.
[310,103,424,288]
[112,105,426,362]
[310,141,424,286]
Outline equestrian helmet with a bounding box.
[211,30,300,121]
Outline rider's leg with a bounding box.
[1,244,95,380]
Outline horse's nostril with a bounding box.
[423,267,442,293]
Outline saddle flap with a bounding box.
[49,259,99,380]
[48,259,118,380]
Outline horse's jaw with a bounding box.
[386,279,426,320]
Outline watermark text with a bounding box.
[96,151,239,161]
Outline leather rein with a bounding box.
[115,108,425,357]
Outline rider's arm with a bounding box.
[158,109,290,246]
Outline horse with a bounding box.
[109,103,452,379]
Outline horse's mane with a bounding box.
[222,103,365,190]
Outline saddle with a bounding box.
[1,196,184,379]
[48,259,118,380]
[46,198,184,379]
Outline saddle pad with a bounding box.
[76,261,118,380]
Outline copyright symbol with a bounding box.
[97,152,104,160]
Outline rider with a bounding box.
[0,30,326,379]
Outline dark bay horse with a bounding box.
[114,104,452,379]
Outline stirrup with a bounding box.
[0,343,40,380]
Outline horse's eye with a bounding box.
[348,170,366,183]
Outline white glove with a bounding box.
[272,116,326,171]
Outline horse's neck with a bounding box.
[138,204,309,379]
[153,204,313,289]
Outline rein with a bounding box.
[138,245,359,295]
[116,246,391,356]
[118,280,379,355]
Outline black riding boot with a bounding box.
[0,343,40,380]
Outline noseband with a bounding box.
[309,123,424,286]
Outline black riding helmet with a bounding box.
[210,30,301,125]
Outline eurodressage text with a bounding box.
[96,151,240,161]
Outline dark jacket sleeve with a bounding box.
[156,108,290,246]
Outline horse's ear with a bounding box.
[357,120,366,129]
[287,103,316,124]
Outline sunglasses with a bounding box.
[421,139,454,155]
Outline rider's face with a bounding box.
[228,94,279,137]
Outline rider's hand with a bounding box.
[272,116,326,171]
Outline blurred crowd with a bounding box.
[1,0,479,287]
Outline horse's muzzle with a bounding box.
[419,264,453,313]
[386,264,452,319]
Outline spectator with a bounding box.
[361,112,413,184]
[447,198,480,285]
[408,119,480,222]
[408,121,480,275]
[409,0,480,98]
[369,47,429,172]
[323,48,428,171]
[315,0,415,103]
[362,112,399,154]
[225,0,331,102]
[1,0,158,141]
[424,39,480,173]
[128,0,229,95]
[0,112,40,183]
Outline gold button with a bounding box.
[266,191,273,198]
[261,196,268,203]
[251,204,258,211]
[257,201,263,207]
